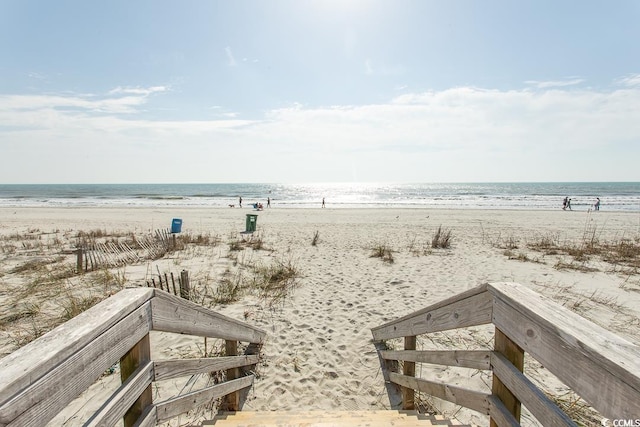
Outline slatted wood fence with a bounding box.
[371,282,640,425]
[76,229,175,272]
[0,288,266,426]
[146,269,191,300]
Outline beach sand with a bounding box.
[1,207,639,425]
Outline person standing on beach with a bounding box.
[594,197,600,211]
[322,198,325,208]
[267,197,271,208]
[239,196,242,208]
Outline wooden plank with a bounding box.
[224,340,240,411]
[371,285,492,341]
[155,376,254,423]
[380,350,491,370]
[0,288,154,408]
[151,291,266,343]
[490,352,577,427]
[489,282,640,419]
[132,405,157,427]
[179,270,190,300]
[0,302,153,426]
[490,328,523,426]
[154,355,260,381]
[389,372,489,414]
[402,336,416,410]
[487,395,520,427]
[83,361,154,427]
[120,335,152,427]
[76,248,83,273]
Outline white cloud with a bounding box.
[363,59,406,76]
[109,86,168,96]
[616,73,640,87]
[225,46,237,67]
[364,59,373,75]
[525,78,586,88]
[27,72,47,81]
[1,80,639,183]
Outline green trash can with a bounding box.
[245,214,258,232]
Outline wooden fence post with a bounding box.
[402,335,416,410]
[490,328,524,426]
[76,248,84,273]
[179,270,190,300]
[224,340,240,411]
[120,334,152,427]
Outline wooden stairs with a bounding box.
[203,410,470,426]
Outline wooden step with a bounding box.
[202,410,470,426]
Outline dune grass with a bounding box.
[370,243,394,263]
[431,225,453,249]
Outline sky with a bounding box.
[1,0,639,184]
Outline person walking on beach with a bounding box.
[239,196,242,208]
[267,197,271,208]
[562,197,568,210]
[594,197,600,211]
[566,198,572,211]
[322,197,325,208]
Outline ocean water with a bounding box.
[0,182,638,211]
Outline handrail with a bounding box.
[0,288,266,426]
[371,282,640,425]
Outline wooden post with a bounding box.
[75,248,84,273]
[171,272,177,295]
[180,270,190,300]
[491,328,524,426]
[402,335,416,410]
[120,334,152,427]
[224,340,240,410]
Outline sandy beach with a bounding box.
[1,207,639,425]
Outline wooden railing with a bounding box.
[0,288,266,426]
[371,282,640,425]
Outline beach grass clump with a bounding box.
[503,250,534,263]
[228,233,266,252]
[526,231,640,274]
[407,235,431,256]
[0,302,41,328]
[212,269,245,304]
[228,239,244,252]
[431,225,452,249]
[251,258,300,307]
[546,390,602,426]
[246,235,265,250]
[8,321,49,348]
[10,258,57,275]
[554,259,599,273]
[602,238,640,272]
[75,229,133,240]
[370,243,394,263]
[60,293,102,321]
[527,232,562,254]
[93,267,128,290]
[177,232,221,247]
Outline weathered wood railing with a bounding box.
[371,282,640,425]
[0,288,266,426]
